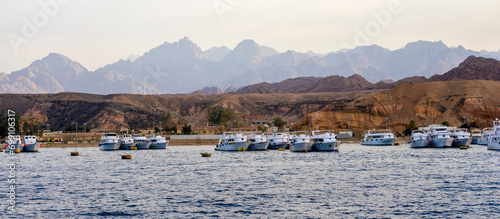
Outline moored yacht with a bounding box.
[247,132,269,150]
[428,125,453,148]
[410,130,430,148]
[215,132,250,151]
[487,119,500,150]
[99,133,120,151]
[148,135,169,149]
[470,129,482,144]
[487,136,500,150]
[290,131,312,152]
[311,130,340,151]
[23,135,40,152]
[133,135,151,150]
[5,135,23,152]
[119,134,135,150]
[449,128,471,147]
[267,132,290,149]
[361,129,396,146]
[478,128,494,146]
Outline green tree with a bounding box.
[403,120,417,136]
[442,121,450,127]
[181,124,192,134]
[272,117,287,130]
[409,120,416,130]
[257,126,267,132]
[207,105,235,133]
[160,112,176,133]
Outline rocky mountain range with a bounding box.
[1,37,500,94]
[2,55,500,133]
[236,56,500,94]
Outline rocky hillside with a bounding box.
[429,56,500,81]
[293,80,500,132]
[0,90,380,132]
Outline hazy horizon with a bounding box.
[2,0,500,73]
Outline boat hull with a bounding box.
[410,139,430,148]
[451,138,470,147]
[312,141,340,151]
[268,141,289,150]
[5,144,24,153]
[290,142,313,152]
[150,142,168,149]
[471,137,480,144]
[120,143,136,150]
[247,142,269,151]
[430,138,453,148]
[99,142,120,151]
[478,138,489,146]
[216,141,250,151]
[361,138,396,146]
[136,142,152,150]
[23,143,40,152]
[487,142,500,150]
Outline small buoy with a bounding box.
[279,148,286,151]
[70,152,79,156]
[14,150,21,153]
[238,148,246,151]
[201,152,211,157]
[460,146,469,150]
[299,149,308,153]
[214,148,218,151]
[131,147,137,150]
[394,142,400,145]
[0,149,3,152]
[122,155,132,159]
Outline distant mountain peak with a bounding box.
[403,40,448,50]
[236,39,259,49]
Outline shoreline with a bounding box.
[1,138,409,149]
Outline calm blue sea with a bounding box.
[1,144,499,218]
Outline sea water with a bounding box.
[1,144,499,218]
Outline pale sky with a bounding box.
[1,0,500,73]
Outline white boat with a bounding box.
[487,136,500,150]
[478,128,494,146]
[215,132,250,151]
[449,128,471,147]
[487,119,500,150]
[470,129,482,144]
[267,132,290,150]
[119,134,135,150]
[290,131,312,152]
[99,133,120,151]
[311,130,340,151]
[148,135,169,149]
[133,135,151,150]
[361,129,396,146]
[428,125,453,148]
[410,130,430,148]
[247,133,269,150]
[22,135,40,152]
[5,135,23,152]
